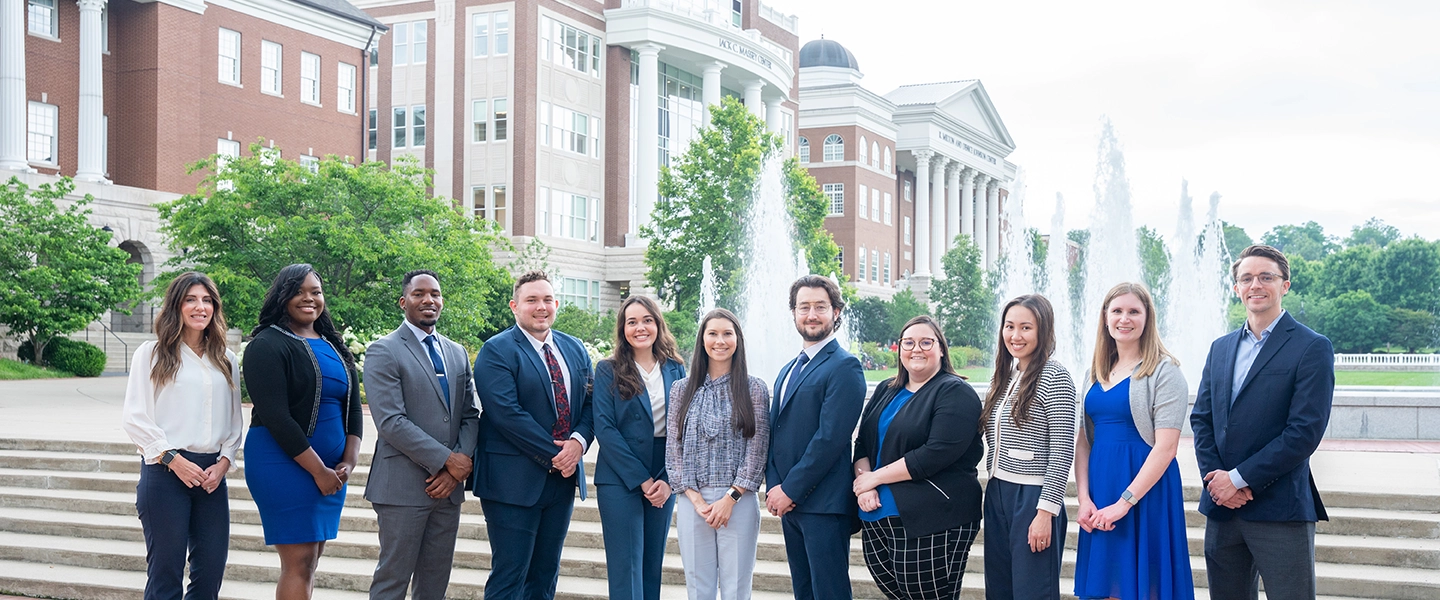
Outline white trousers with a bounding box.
[675,486,761,600]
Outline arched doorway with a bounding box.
[112,240,154,333]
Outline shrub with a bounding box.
[858,342,897,369]
[18,337,107,377]
[949,345,990,368]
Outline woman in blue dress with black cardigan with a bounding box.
[1073,282,1194,600]
[242,264,363,600]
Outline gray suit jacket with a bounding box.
[363,323,480,506]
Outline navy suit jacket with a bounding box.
[766,338,866,515]
[471,325,595,506]
[1190,311,1334,522]
[592,358,685,491]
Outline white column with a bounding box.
[929,155,947,276]
[0,0,30,171]
[701,61,724,124]
[944,163,961,251]
[634,43,664,243]
[75,0,107,182]
[764,97,781,133]
[431,3,455,199]
[912,150,932,277]
[972,173,989,263]
[986,180,1002,269]
[960,168,976,238]
[743,81,763,120]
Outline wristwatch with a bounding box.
[727,487,744,502]
[160,449,180,466]
[1120,490,1138,506]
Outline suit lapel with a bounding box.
[1213,328,1240,426]
[1234,316,1294,404]
[662,360,683,415]
[513,327,557,412]
[780,340,837,414]
[556,334,589,404]
[772,360,795,422]
[399,325,448,409]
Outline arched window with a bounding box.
[859,136,868,165]
[798,136,810,163]
[871,141,879,168]
[884,147,892,173]
[823,134,844,162]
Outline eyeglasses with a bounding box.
[899,338,936,351]
[1236,272,1285,286]
[794,304,832,315]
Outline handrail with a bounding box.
[83,322,130,374]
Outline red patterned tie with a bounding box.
[543,343,571,440]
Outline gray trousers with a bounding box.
[1204,518,1317,600]
[676,487,761,600]
[370,499,463,600]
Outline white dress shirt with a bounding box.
[639,360,667,437]
[521,327,589,451]
[779,332,837,402]
[405,319,442,373]
[121,341,245,469]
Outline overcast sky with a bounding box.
[767,0,1440,244]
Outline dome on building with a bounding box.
[799,39,859,71]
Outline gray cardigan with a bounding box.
[1082,356,1188,447]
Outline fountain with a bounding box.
[737,157,807,384]
[699,256,718,316]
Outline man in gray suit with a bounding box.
[364,270,480,600]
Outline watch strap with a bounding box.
[160,449,180,466]
[1121,490,1138,505]
[727,487,743,502]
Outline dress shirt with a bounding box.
[521,327,588,451]
[121,341,245,469]
[639,361,667,437]
[404,319,442,373]
[779,331,837,402]
[1228,310,1285,490]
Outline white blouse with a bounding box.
[121,341,245,468]
[639,361,666,437]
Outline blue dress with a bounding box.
[244,337,349,545]
[1074,378,1194,600]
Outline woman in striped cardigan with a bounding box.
[981,294,1077,600]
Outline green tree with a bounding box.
[156,145,513,347]
[1345,217,1401,249]
[1312,245,1378,299]
[1372,238,1440,313]
[931,236,995,349]
[886,289,929,339]
[1222,221,1253,258]
[643,97,842,316]
[1389,308,1436,353]
[1287,256,1323,296]
[552,304,616,351]
[1261,221,1338,261]
[849,296,892,344]
[1313,290,1390,353]
[1137,226,1171,311]
[0,178,143,365]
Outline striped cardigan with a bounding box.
[983,359,1077,515]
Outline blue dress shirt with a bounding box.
[1227,310,1285,490]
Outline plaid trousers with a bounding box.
[861,516,981,600]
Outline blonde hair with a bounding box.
[1088,282,1177,387]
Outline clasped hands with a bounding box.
[1203,469,1254,509]
[1076,495,1130,533]
[423,452,474,498]
[168,455,229,494]
[852,471,883,513]
[550,439,584,477]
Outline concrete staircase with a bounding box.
[0,438,1434,600]
[64,331,156,374]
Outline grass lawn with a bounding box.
[865,367,1439,387]
[0,358,74,380]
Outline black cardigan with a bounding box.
[853,372,983,537]
[243,324,364,458]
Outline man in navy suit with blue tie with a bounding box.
[471,271,594,600]
[766,275,866,600]
[1191,244,1334,600]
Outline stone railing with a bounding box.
[1335,354,1440,372]
[757,1,799,34]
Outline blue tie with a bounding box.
[424,335,450,409]
[781,351,810,411]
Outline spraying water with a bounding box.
[699,256,718,317]
[739,157,806,384]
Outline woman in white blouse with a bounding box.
[121,272,244,600]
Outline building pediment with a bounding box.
[885,80,1015,151]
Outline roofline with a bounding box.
[291,0,386,29]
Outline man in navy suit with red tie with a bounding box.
[471,271,594,600]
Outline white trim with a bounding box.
[207,0,377,49]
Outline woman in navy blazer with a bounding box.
[594,296,686,600]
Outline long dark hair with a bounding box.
[606,295,682,401]
[982,294,1056,429]
[151,272,235,390]
[893,315,955,390]
[674,309,756,440]
[252,264,355,368]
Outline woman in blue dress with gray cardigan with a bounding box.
[1073,282,1194,600]
[242,264,363,600]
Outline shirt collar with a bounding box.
[404,319,437,344]
[802,333,837,361]
[521,327,553,352]
[1242,310,1285,343]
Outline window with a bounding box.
[732,0,742,27]
[216,139,240,191]
[393,107,407,148]
[872,142,880,168]
[26,102,57,164]
[472,99,488,142]
[299,155,319,173]
[218,29,241,85]
[412,105,426,146]
[884,147,892,173]
[824,183,844,216]
[859,247,868,283]
[541,17,599,77]
[783,112,793,147]
[412,21,427,63]
[540,188,598,241]
[871,188,880,221]
[559,278,601,311]
[798,137,809,163]
[472,185,487,218]
[28,0,56,37]
[493,98,508,141]
[495,11,509,55]
[904,216,912,245]
[472,13,489,57]
[859,136,868,165]
[837,247,845,270]
[871,250,880,282]
[367,108,377,150]
[473,185,508,232]
[545,104,597,155]
[884,253,892,283]
[392,22,408,66]
[300,52,320,104]
[369,48,378,67]
[858,185,868,220]
[883,192,893,225]
[258,146,279,166]
[904,181,912,202]
[337,63,356,112]
[261,41,282,95]
[823,134,843,162]
[492,186,506,232]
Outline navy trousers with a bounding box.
[779,511,855,600]
[982,478,1066,600]
[479,471,576,600]
[135,451,230,600]
[597,441,675,600]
